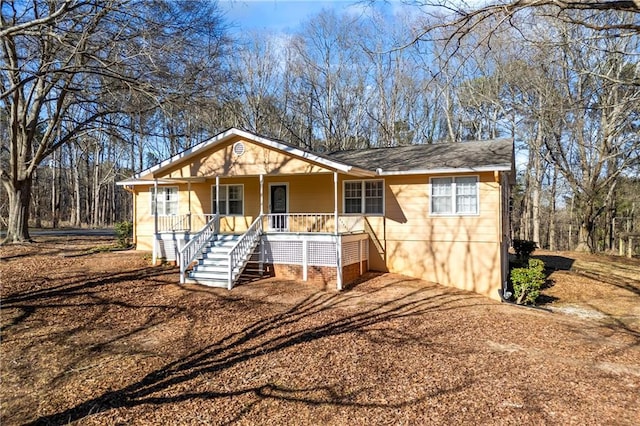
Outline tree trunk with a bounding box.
[51,148,59,228]
[548,164,558,251]
[32,166,42,228]
[1,176,33,243]
[70,145,82,227]
[575,203,595,252]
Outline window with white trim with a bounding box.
[151,186,178,216]
[343,180,383,215]
[212,184,244,215]
[430,176,479,215]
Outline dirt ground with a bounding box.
[1,237,639,425]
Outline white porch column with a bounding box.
[336,236,343,291]
[302,239,308,281]
[334,171,338,235]
[215,175,220,214]
[215,175,221,234]
[259,174,265,276]
[334,171,342,290]
[153,178,158,265]
[260,174,264,215]
[187,180,192,231]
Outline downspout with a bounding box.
[498,172,512,301]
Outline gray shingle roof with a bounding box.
[327,139,513,173]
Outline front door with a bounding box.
[270,184,288,231]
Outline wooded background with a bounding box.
[1,0,639,253]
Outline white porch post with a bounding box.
[302,239,308,281]
[259,174,265,275]
[334,172,338,235]
[152,178,158,265]
[336,236,343,291]
[215,175,220,214]
[260,174,264,215]
[334,171,342,290]
[215,175,221,235]
[187,180,192,231]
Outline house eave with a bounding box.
[116,177,207,186]
[376,164,513,176]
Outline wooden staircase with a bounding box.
[186,234,244,287]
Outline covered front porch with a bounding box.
[149,172,371,291]
[156,213,369,291]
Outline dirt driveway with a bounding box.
[1,237,639,425]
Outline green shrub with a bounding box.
[512,239,538,261]
[115,221,133,248]
[511,258,545,305]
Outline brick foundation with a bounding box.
[262,261,368,290]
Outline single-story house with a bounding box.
[118,128,514,300]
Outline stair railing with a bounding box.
[227,215,263,290]
[178,214,219,283]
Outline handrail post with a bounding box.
[177,214,219,284]
[228,256,233,290]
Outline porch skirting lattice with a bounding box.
[262,233,369,289]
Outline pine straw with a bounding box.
[1,239,639,425]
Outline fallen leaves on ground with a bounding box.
[1,238,639,425]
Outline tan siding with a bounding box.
[156,136,333,179]
[261,175,337,213]
[384,240,502,297]
[361,172,503,300]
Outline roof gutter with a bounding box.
[375,164,513,176]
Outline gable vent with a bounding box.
[233,141,245,156]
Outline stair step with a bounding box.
[184,277,228,288]
[183,233,260,289]
[202,252,229,260]
[190,270,228,280]
[195,264,230,273]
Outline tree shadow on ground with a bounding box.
[534,255,575,271]
[27,279,481,425]
[1,265,176,337]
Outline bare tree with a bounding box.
[1,0,229,242]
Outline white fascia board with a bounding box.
[134,128,241,178]
[376,164,513,176]
[117,179,171,186]
[116,177,206,186]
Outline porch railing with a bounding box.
[158,214,217,233]
[262,213,365,234]
[228,215,263,290]
[177,214,219,283]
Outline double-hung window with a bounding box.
[151,186,178,216]
[212,184,244,215]
[343,180,384,215]
[430,176,478,215]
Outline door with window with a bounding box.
[269,184,288,231]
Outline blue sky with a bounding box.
[219,0,406,33]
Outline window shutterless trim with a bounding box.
[150,186,179,216]
[429,175,480,216]
[211,184,245,216]
[342,179,385,216]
